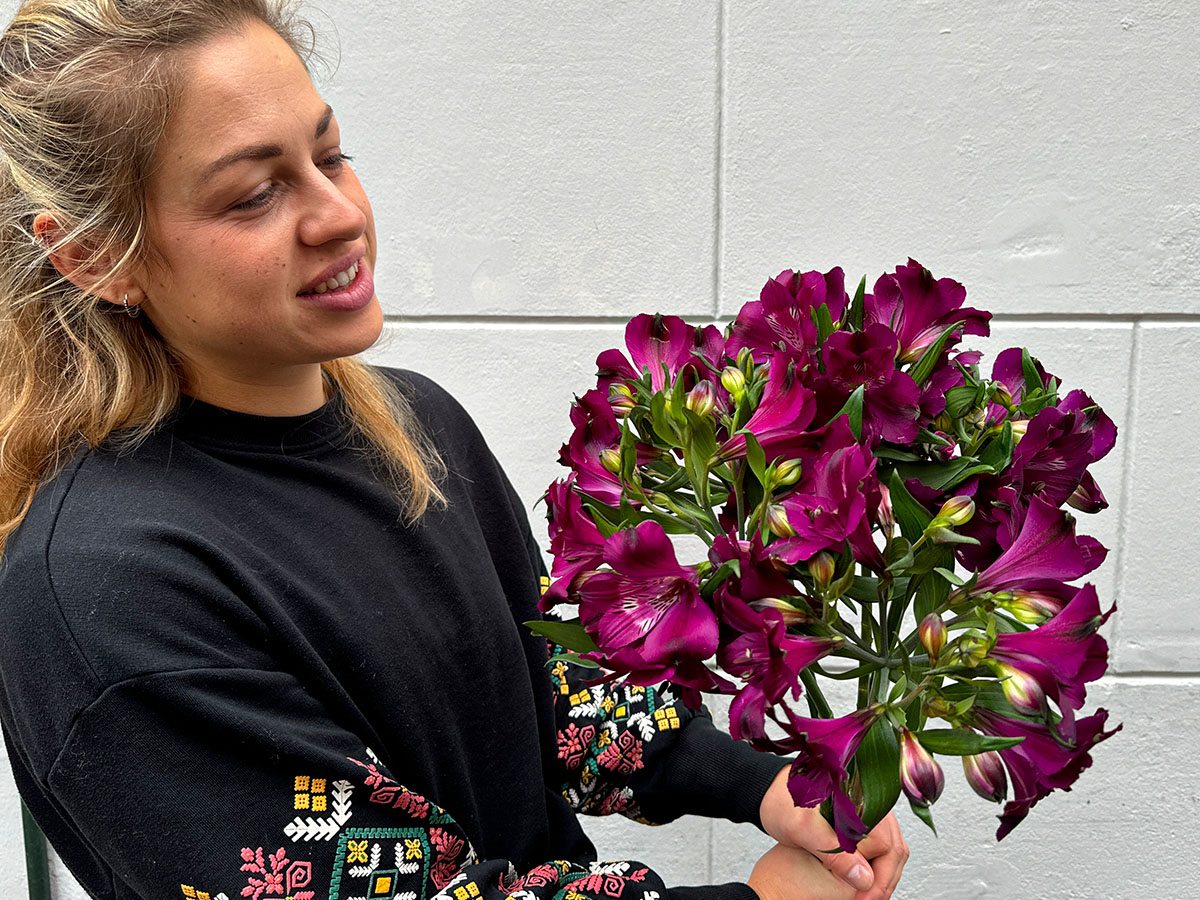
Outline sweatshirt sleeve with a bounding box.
[46,664,758,900]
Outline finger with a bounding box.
[855,819,909,900]
[786,811,875,893]
[854,813,899,860]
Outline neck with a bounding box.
[180,363,330,416]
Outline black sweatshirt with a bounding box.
[0,368,784,900]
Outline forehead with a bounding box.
[157,20,324,171]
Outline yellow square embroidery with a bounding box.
[654,708,680,730]
[376,876,393,893]
[181,888,196,899]
[312,795,327,812]
[294,793,310,810]
[294,775,310,791]
[311,778,327,794]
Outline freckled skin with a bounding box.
[126,21,382,415]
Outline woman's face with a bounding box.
[134,20,382,411]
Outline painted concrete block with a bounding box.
[367,321,627,532]
[321,0,720,319]
[1114,324,1200,672]
[720,1,1200,316]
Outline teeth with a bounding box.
[310,261,359,294]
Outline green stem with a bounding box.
[800,668,834,718]
[733,461,747,540]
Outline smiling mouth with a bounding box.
[301,259,361,295]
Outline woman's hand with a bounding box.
[747,844,856,900]
[758,764,910,900]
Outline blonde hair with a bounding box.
[0,0,444,554]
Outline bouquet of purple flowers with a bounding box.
[534,259,1120,850]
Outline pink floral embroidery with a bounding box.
[238,847,313,900]
[596,731,643,774]
[557,723,596,771]
[429,827,467,889]
[348,757,388,789]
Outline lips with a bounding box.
[299,251,365,295]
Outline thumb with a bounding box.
[819,848,874,893]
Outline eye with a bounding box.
[319,152,353,173]
[233,185,277,211]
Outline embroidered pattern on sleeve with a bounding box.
[285,774,355,841]
[548,655,682,819]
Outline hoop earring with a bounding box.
[122,294,141,319]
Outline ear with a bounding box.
[33,211,146,312]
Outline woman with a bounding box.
[0,2,907,899]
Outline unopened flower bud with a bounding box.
[1009,419,1029,443]
[876,483,895,533]
[685,380,717,417]
[749,597,814,625]
[599,448,622,474]
[899,728,945,807]
[765,504,795,538]
[921,695,956,720]
[992,383,1014,409]
[953,633,990,668]
[736,347,755,370]
[608,383,636,417]
[936,496,975,526]
[918,613,948,660]
[995,589,1065,625]
[807,551,836,589]
[995,662,1045,715]
[962,751,1008,803]
[771,458,802,488]
[720,366,746,398]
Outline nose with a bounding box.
[297,166,367,247]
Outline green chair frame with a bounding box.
[20,801,51,900]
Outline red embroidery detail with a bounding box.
[238,847,313,900]
[596,731,644,774]
[429,827,467,889]
[557,723,597,771]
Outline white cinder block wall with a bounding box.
[1,1,1196,898]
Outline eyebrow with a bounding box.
[199,104,336,180]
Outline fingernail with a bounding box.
[848,864,873,891]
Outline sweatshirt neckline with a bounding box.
[170,389,353,455]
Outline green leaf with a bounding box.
[546,651,601,669]
[744,432,768,488]
[649,393,682,448]
[913,552,953,621]
[873,445,923,462]
[910,320,966,386]
[580,499,624,538]
[978,421,1014,472]
[885,537,915,574]
[914,728,1024,755]
[943,385,979,419]
[813,303,836,344]
[826,384,865,440]
[1020,348,1043,398]
[701,558,740,601]
[895,457,990,492]
[855,717,901,834]
[887,470,934,543]
[845,575,882,604]
[909,800,937,835]
[932,566,965,586]
[619,421,638,483]
[928,529,982,546]
[524,618,599,654]
[682,408,719,462]
[848,276,866,330]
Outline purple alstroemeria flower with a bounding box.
[558,388,624,504]
[771,443,876,564]
[916,348,978,423]
[986,347,1054,425]
[899,728,945,808]
[578,520,720,672]
[989,584,1114,741]
[818,323,922,444]
[718,360,817,463]
[596,314,728,396]
[971,495,1107,595]
[864,260,991,365]
[719,617,840,724]
[973,706,1121,840]
[766,705,884,852]
[541,474,607,609]
[727,267,848,363]
[1008,406,1095,509]
[708,533,812,630]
